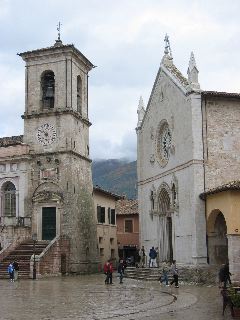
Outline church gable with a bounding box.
[140,59,190,134]
[137,37,203,183]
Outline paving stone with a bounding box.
[0,274,232,320]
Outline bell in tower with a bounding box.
[41,70,55,109]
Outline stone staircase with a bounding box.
[124,265,218,284]
[0,240,49,279]
[124,267,167,281]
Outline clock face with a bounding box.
[37,123,57,146]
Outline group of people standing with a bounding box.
[138,246,179,288]
[103,259,125,285]
[138,246,160,268]
[7,261,19,282]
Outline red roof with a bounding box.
[116,199,138,215]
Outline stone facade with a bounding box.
[137,41,240,274]
[93,186,121,269]
[0,40,99,274]
[137,49,207,265]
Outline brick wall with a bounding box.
[37,237,70,276]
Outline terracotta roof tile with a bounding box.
[0,135,23,147]
[93,185,123,200]
[116,199,138,215]
[202,91,240,99]
[200,181,240,200]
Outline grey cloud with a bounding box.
[1,0,240,159]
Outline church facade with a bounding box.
[0,38,99,273]
[137,38,240,280]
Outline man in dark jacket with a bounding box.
[118,260,125,284]
[219,262,231,288]
[149,247,157,267]
[13,261,19,281]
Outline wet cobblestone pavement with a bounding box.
[0,274,233,320]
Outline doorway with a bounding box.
[158,188,174,262]
[167,216,173,262]
[42,207,56,240]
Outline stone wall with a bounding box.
[203,97,240,190]
[228,234,240,283]
[0,144,29,157]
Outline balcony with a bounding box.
[0,216,31,227]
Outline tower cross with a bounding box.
[164,34,172,58]
[57,22,62,41]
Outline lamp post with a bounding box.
[32,233,37,280]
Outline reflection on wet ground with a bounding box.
[0,274,232,320]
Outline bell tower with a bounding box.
[19,37,99,273]
[19,37,93,155]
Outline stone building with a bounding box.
[93,186,122,269]
[116,199,139,264]
[136,37,240,281]
[0,38,99,274]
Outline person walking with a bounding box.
[139,246,146,268]
[118,259,125,284]
[160,261,169,286]
[149,247,157,268]
[13,261,19,281]
[103,259,113,284]
[8,262,14,282]
[170,260,179,288]
[219,262,232,289]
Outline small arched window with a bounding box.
[77,75,82,114]
[2,182,16,216]
[41,71,55,109]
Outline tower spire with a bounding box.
[187,51,200,91]
[137,96,145,129]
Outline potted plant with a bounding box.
[229,287,240,318]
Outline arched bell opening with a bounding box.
[41,70,55,109]
[77,75,82,115]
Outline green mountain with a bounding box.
[92,159,137,199]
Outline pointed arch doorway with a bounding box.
[158,188,173,262]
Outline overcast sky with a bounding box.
[1,0,240,160]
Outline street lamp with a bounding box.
[32,233,37,280]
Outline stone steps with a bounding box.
[0,240,49,279]
[124,267,177,282]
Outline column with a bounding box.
[228,234,240,284]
